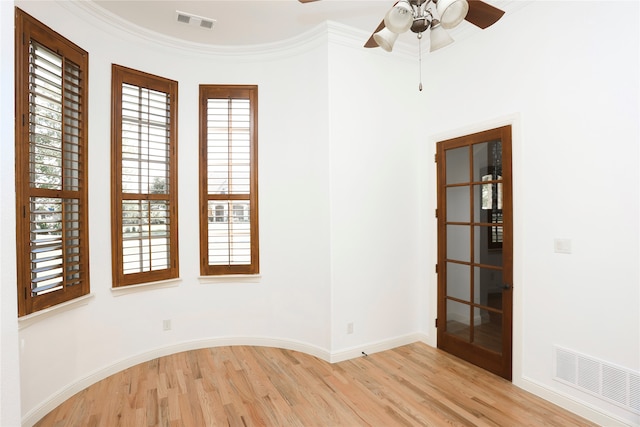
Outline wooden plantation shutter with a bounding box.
[199,85,259,275]
[111,65,178,287]
[15,9,90,316]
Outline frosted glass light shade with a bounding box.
[373,28,399,52]
[437,0,469,29]
[384,1,413,33]
[430,22,454,51]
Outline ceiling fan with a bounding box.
[299,0,505,53]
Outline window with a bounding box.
[214,205,225,222]
[199,85,259,275]
[111,65,178,287]
[15,9,90,316]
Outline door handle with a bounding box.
[502,284,512,290]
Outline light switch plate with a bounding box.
[554,238,572,254]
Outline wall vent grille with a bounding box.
[554,346,640,415]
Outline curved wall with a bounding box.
[6,1,426,425]
[16,2,331,422]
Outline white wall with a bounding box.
[327,33,426,354]
[419,1,639,424]
[0,1,22,426]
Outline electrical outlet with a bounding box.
[163,319,172,331]
[347,322,354,334]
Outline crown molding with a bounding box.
[57,1,389,61]
[327,20,417,61]
[55,1,529,62]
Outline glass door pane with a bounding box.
[446,262,470,302]
[447,300,471,343]
[437,125,513,380]
[474,306,502,353]
[446,146,469,184]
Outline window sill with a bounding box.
[111,278,182,296]
[198,274,262,284]
[18,293,95,330]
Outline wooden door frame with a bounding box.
[436,125,513,380]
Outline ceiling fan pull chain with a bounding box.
[418,33,423,91]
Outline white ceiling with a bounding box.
[89,0,520,48]
[92,0,392,46]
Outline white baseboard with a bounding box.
[23,333,433,426]
[515,375,636,427]
[329,332,429,363]
[22,333,436,427]
[22,336,330,427]
[26,334,630,427]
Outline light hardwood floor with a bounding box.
[35,342,597,426]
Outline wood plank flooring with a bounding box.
[35,342,597,426]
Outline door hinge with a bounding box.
[435,318,438,328]
[434,153,437,163]
[435,209,438,218]
[435,264,438,274]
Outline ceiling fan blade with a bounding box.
[364,19,385,48]
[465,0,505,29]
[298,0,321,2]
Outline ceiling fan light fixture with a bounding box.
[411,16,431,34]
[436,0,469,29]
[429,20,454,51]
[373,27,399,52]
[384,0,414,33]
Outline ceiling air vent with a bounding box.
[176,10,216,30]
[199,19,214,30]
[176,13,191,24]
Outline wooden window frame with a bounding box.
[15,8,90,316]
[199,85,259,275]
[111,65,179,287]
